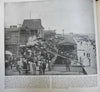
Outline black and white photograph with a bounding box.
[5,0,97,75]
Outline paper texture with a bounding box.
[96,0,100,56]
[0,0,99,92]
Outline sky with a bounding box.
[4,0,95,34]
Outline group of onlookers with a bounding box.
[16,57,47,75]
[5,38,57,75]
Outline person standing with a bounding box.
[39,62,43,75]
[88,58,91,66]
[10,56,13,70]
[17,58,23,75]
[84,52,85,56]
[87,53,88,57]
[48,60,51,71]
[29,61,36,75]
[5,59,9,69]
[42,61,46,75]
[29,61,33,75]
[65,58,71,72]
[33,62,36,75]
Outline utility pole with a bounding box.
[29,3,32,19]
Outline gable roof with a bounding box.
[22,19,44,30]
[58,35,76,45]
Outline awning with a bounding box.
[58,35,77,46]
[5,51,12,56]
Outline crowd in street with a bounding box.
[5,34,97,75]
[5,38,57,75]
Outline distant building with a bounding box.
[20,19,44,45]
[5,26,19,55]
[55,35,77,64]
[58,35,77,53]
[5,19,44,55]
[44,30,56,40]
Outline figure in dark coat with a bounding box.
[65,59,71,72]
[42,61,46,75]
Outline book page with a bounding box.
[0,0,99,92]
[96,0,100,56]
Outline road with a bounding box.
[6,64,84,75]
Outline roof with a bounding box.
[44,30,56,34]
[58,35,76,45]
[22,19,44,30]
[5,27,19,32]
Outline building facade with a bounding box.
[5,19,44,56]
[20,19,44,46]
[5,26,19,56]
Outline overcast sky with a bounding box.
[4,0,95,34]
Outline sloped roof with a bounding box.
[22,19,44,30]
[58,35,76,45]
[44,30,56,35]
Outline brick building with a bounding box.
[5,19,44,56]
[44,30,56,40]
[5,26,19,56]
[20,19,44,46]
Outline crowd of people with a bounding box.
[5,35,79,75]
[5,38,58,75]
[5,34,97,75]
